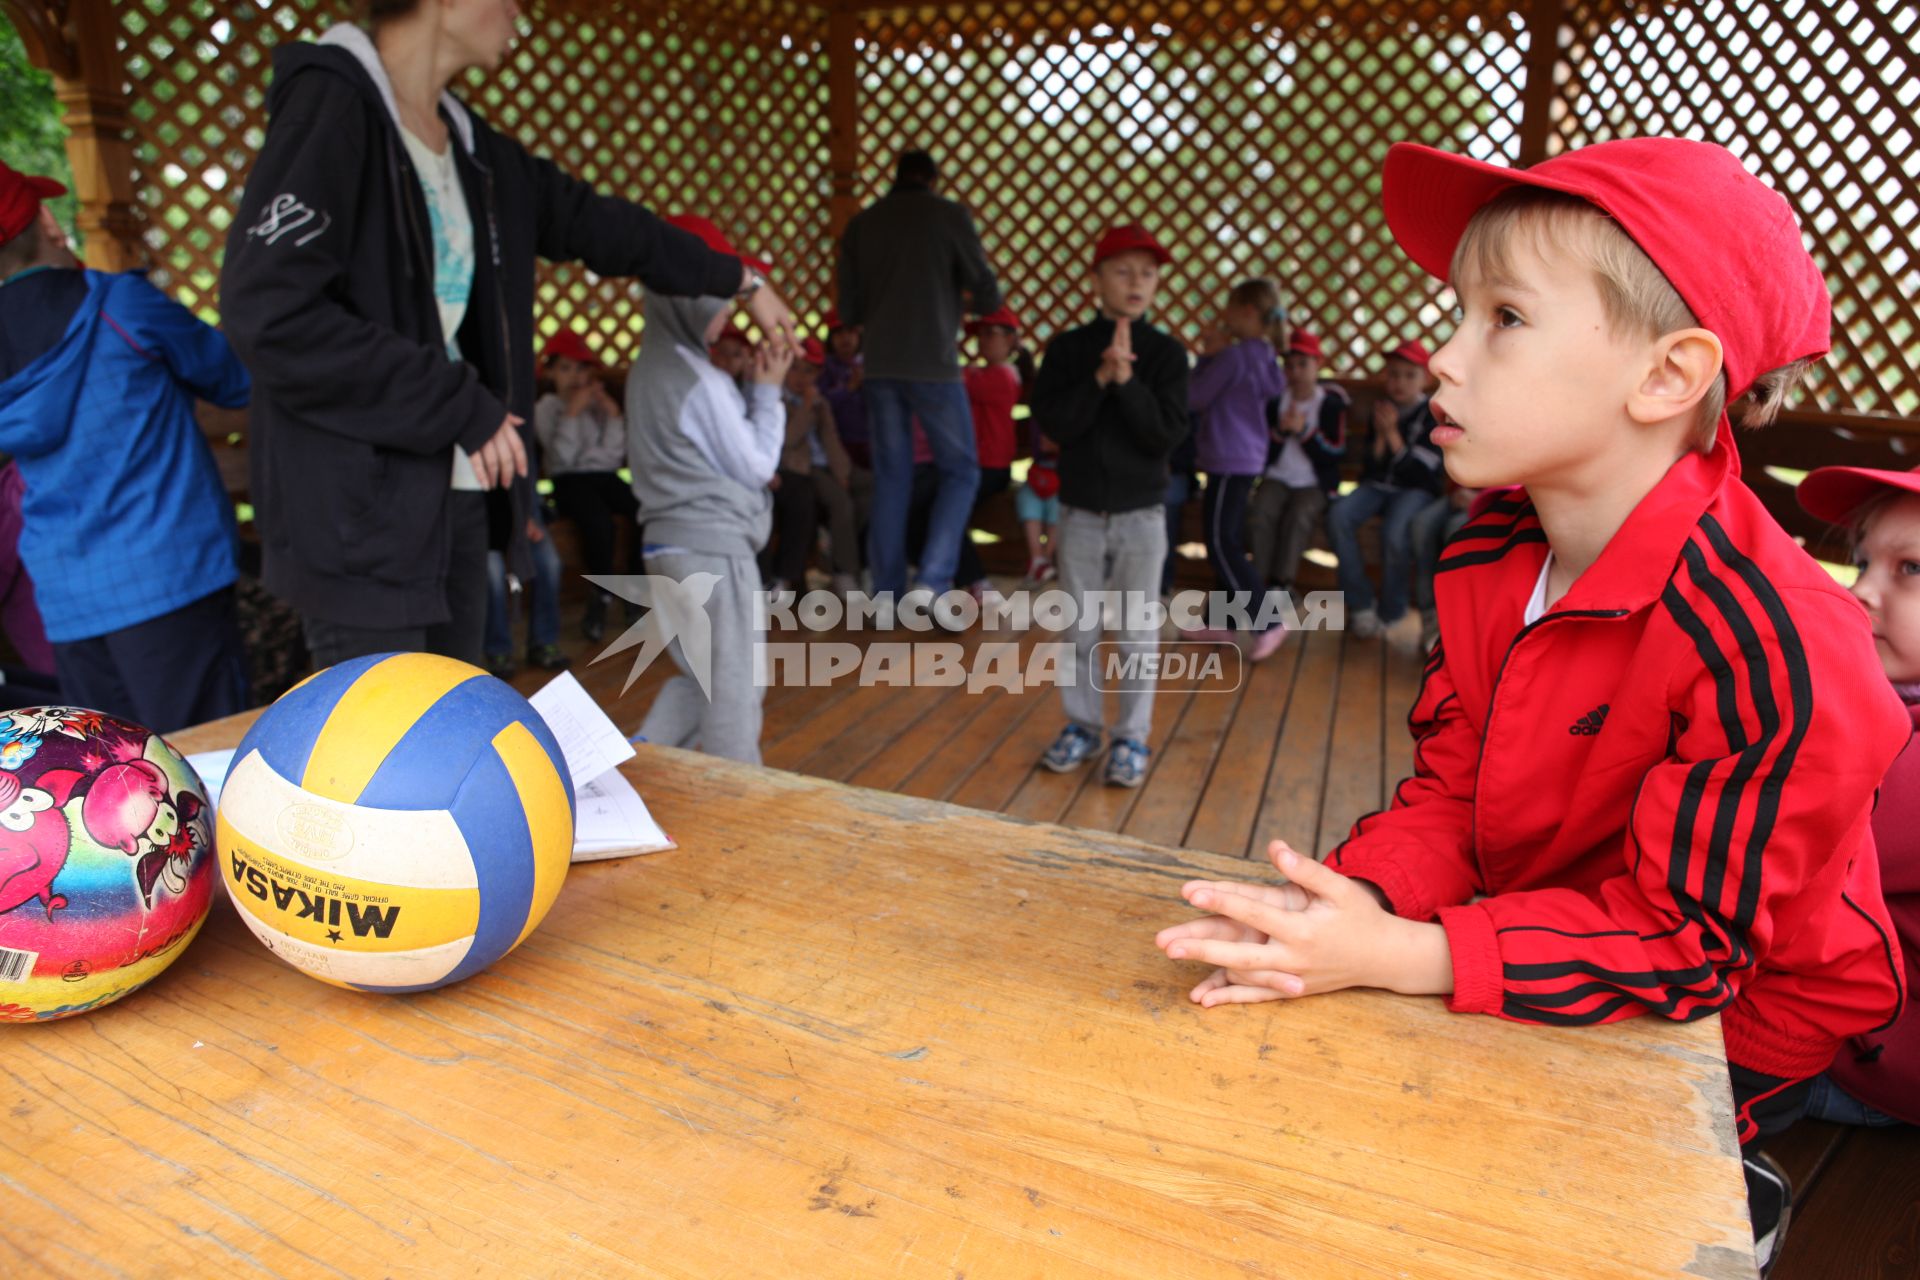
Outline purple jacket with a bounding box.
[1190,338,1284,474]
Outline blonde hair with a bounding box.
[1228,277,1288,349]
[1451,189,1812,449]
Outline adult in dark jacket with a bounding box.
[836,149,1001,603]
[221,0,796,668]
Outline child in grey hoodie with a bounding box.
[626,270,792,764]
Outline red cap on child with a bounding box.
[1092,224,1172,269]
[799,337,827,367]
[665,213,773,276]
[1385,339,1431,368]
[1287,331,1326,360]
[1798,465,1920,525]
[0,160,66,245]
[540,330,599,366]
[711,327,753,350]
[965,305,1022,336]
[825,307,856,333]
[1381,137,1829,401]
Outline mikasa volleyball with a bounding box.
[214,653,575,993]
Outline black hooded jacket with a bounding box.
[220,33,742,627]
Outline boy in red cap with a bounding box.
[534,329,635,644]
[1157,138,1907,1269]
[1246,330,1348,595]
[956,305,1026,604]
[1030,225,1191,788]
[1791,464,1920,1134]
[1324,338,1444,642]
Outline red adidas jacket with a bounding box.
[1328,436,1909,1080]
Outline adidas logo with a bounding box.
[1568,704,1610,736]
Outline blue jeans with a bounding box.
[485,525,562,654]
[1409,493,1472,613]
[864,378,979,595]
[1327,482,1434,623]
[1804,1073,1904,1128]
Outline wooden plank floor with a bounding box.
[501,577,1425,865]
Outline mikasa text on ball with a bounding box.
[215,653,575,992]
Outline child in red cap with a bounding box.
[1157,138,1906,1271]
[1324,338,1444,642]
[1030,224,1191,788]
[1793,464,1920,1134]
[956,305,1026,604]
[1245,329,1349,597]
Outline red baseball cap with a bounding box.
[1385,339,1431,368]
[1798,465,1920,525]
[824,307,857,333]
[665,213,772,276]
[1093,224,1172,269]
[965,304,1022,336]
[1382,137,1829,401]
[711,327,753,351]
[0,160,65,245]
[540,329,599,366]
[799,337,826,366]
[1287,331,1326,360]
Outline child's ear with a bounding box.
[1626,327,1723,427]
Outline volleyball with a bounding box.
[0,707,215,1021]
[215,653,575,993]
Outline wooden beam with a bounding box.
[7,0,142,269]
[826,4,859,290]
[2,0,77,78]
[1516,0,1565,165]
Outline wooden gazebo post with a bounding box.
[825,2,859,294]
[4,0,144,270]
[1516,0,1567,166]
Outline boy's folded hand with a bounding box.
[1156,840,1452,1003]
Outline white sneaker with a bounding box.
[1349,606,1383,638]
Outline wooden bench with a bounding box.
[5,708,1757,1278]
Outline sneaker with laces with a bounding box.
[1041,724,1102,773]
[1744,1151,1792,1278]
[527,643,570,672]
[1104,737,1151,787]
[484,652,517,680]
[1247,625,1289,663]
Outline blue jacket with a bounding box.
[0,269,248,643]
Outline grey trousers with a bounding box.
[1055,504,1167,744]
[637,549,766,765]
[1246,480,1327,588]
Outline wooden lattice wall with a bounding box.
[12,0,1918,425]
[847,0,1536,387]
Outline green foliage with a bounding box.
[0,20,79,245]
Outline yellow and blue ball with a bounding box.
[215,653,575,992]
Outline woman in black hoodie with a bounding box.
[221,0,796,668]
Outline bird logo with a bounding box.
[585,573,723,698]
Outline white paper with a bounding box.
[184,748,237,809]
[529,671,636,796]
[571,768,676,861]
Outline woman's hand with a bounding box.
[742,273,800,358]
[471,413,529,489]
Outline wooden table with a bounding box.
[4,712,1755,1278]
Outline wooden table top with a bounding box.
[5,712,1754,1278]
